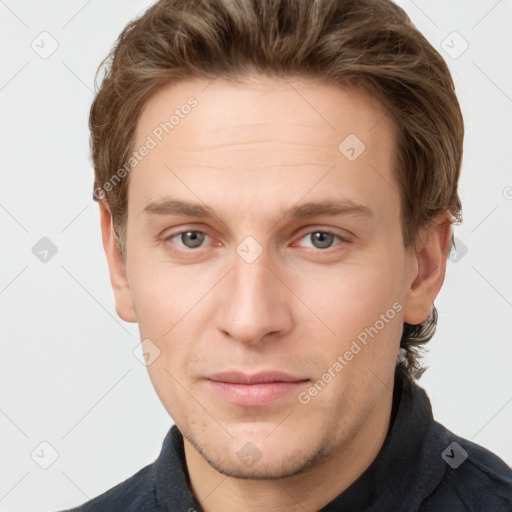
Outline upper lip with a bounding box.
[206,371,308,384]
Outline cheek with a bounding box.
[302,253,402,328]
[127,254,191,325]
[298,250,405,380]
[127,257,209,364]
[144,363,192,431]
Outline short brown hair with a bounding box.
[90,0,464,379]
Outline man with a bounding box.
[60,0,512,510]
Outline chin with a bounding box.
[183,420,335,480]
[196,442,326,480]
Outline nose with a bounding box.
[214,245,294,346]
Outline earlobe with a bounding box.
[99,202,137,323]
[403,213,452,325]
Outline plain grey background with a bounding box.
[1,0,511,510]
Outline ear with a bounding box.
[99,201,137,323]
[403,211,453,325]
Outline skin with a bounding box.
[99,75,452,512]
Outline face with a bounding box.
[103,75,442,479]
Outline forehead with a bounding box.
[129,76,398,224]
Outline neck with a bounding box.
[184,382,395,512]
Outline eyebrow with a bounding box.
[143,197,373,220]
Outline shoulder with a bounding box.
[56,462,158,512]
[421,423,512,511]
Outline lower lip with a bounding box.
[205,380,309,407]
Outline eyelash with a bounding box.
[162,228,351,254]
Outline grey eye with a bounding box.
[309,232,337,249]
[304,231,340,249]
[180,231,205,248]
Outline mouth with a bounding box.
[204,371,310,407]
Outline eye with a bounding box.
[163,228,350,253]
[165,230,209,250]
[296,230,348,250]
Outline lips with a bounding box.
[205,371,310,406]
[208,371,307,384]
